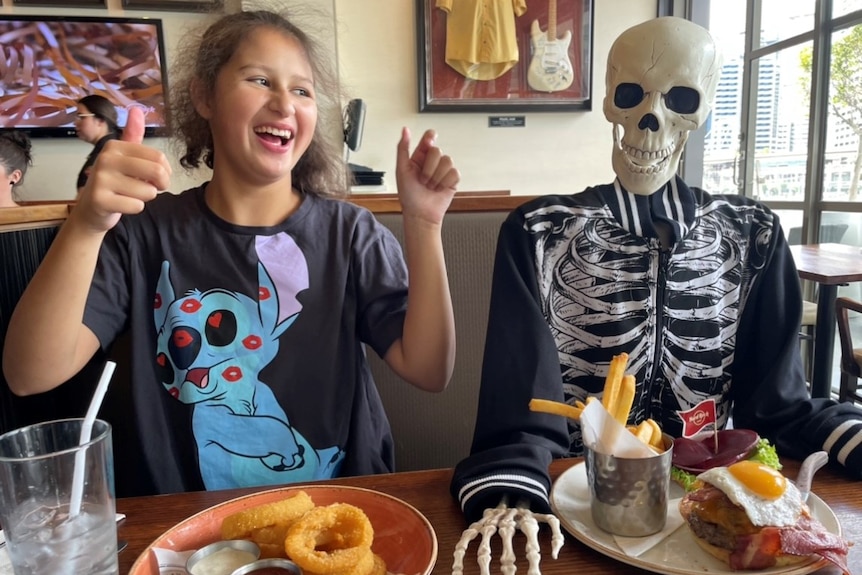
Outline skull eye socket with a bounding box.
[614,83,645,109]
[665,87,700,114]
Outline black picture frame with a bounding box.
[122,0,222,12]
[417,0,593,113]
[12,0,105,6]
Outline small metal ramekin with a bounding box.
[186,539,261,575]
[231,557,304,575]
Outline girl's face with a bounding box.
[197,27,317,189]
[1,164,21,206]
[74,105,106,145]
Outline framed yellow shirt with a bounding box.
[436,0,528,81]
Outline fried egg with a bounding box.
[697,460,803,527]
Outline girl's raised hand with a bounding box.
[73,106,172,233]
[395,127,459,225]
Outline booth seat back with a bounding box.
[369,210,510,471]
[0,204,106,436]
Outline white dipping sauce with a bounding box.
[190,547,258,575]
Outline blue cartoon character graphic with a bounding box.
[153,233,344,489]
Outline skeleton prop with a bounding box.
[452,498,564,575]
[604,17,721,195]
[452,16,722,574]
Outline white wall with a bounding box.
[4,0,656,200]
[337,0,655,196]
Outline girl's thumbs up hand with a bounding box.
[72,106,172,234]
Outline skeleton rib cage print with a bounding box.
[523,193,774,454]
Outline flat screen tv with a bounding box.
[0,15,170,137]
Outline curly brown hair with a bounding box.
[169,8,348,198]
[0,130,33,182]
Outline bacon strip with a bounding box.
[728,516,850,574]
[780,515,850,575]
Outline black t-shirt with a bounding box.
[84,186,408,495]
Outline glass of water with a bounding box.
[0,418,118,575]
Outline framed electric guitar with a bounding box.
[416,0,594,113]
[528,0,574,92]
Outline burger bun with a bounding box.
[689,531,810,568]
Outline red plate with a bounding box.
[129,485,438,575]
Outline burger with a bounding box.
[678,460,849,572]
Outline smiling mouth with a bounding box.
[184,367,209,388]
[255,126,293,146]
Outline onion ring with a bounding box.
[370,553,386,575]
[284,503,374,574]
[251,524,291,559]
[222,491,315,540]
[304,550,377,575]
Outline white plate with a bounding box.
[550,462,839,575]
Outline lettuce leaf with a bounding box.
[748,438,782,470]
[671,466,699,491]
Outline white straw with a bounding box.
[69,360,116,517]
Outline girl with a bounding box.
[0,131,33,208]
[74,94,120,195]
[4,10,459,496]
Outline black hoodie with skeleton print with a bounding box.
[451,176,862,523]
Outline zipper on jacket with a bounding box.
[649,248,670,391]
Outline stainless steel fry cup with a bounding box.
[584,434,674,537]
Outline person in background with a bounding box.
[0,131,33,208]
[4,8,459,496]
[449,15,861,573]
[74,94,120,196]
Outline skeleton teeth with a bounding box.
[255,126,293,139]
[622,143,673,164]
[624,151,670,173]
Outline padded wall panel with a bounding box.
[369,211,507,471]
[0,225,104,435]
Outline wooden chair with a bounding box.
[835,296,862,404]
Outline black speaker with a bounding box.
[344,99,366,152]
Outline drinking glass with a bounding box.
[0,418,118,575]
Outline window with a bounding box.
[663,0,862,394]
[666,0,862,245]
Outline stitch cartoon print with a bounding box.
[153,232,344,489]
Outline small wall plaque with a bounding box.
[489,116,526,128]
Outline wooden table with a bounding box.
[790,243,862,399]
[117,458,861,575]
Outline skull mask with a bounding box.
[604,17,722,195]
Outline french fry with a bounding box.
[601,353,628,413]
[646,418,664,448]
[612,374,636,425]
[528,398,583,421]
[633,420,654,445]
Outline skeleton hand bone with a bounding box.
[452,498,564,575]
